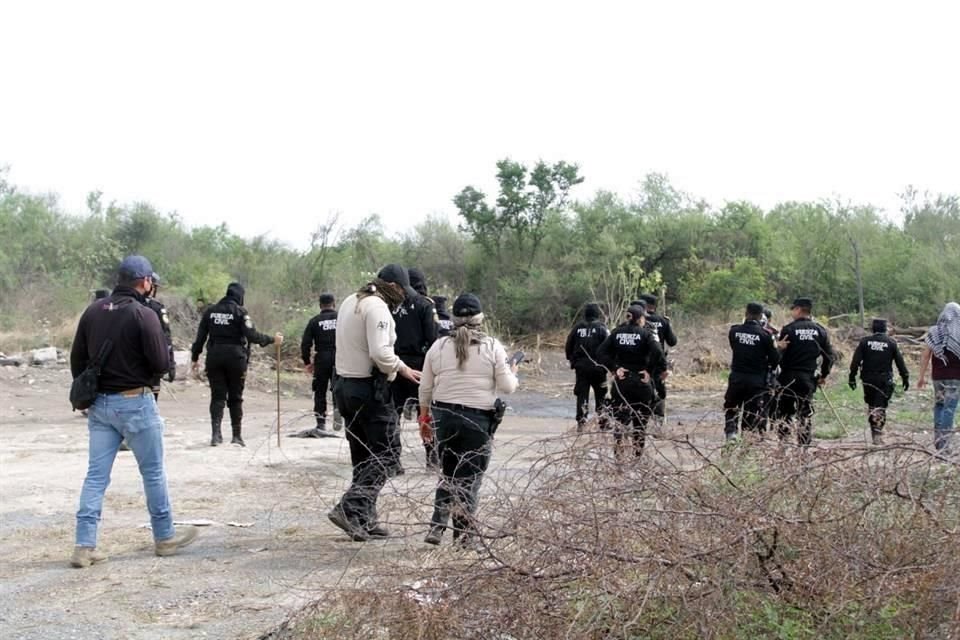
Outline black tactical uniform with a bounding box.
[849,319,909,444]
[565,304,610,431]
[143,273,176,401]
[597,306,665,457]
[191,283,275,447]
[433,296,454,337]
[301,293,338,433]
[775,298,834,446]
[390,269,438,471]
[640,294,677,426]
[724,303,781,440]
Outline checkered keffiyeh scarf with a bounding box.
[926,302,960,364]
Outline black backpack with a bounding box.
[69,339,114,411]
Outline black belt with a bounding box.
[433,401,494,418]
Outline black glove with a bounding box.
[848,377,856,391]
[902,378,909,392]
[166,367,176,383]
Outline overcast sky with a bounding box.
[2,1,957,249]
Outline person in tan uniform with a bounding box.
[419,293,519,547]
[326,265,422,542]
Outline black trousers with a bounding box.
[392,356,428,465]
[333,376,397,527]
[574,365,608,427]
[312,352,335,427]
[776,370,817,445]
[611,374,655,456]
[430,406,493,537]
[724,373,769,436]
[653,377,667,418]
[206,345,247,428]
[862,375,894,435]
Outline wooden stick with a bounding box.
[276,341,282,448]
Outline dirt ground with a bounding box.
[0,349,927,639]
[0,356,620,640]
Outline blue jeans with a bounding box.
[75,391,174,547]
[933,379,960,451]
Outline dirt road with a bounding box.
[0,364,589,640]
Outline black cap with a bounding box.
[319,292,335,306]
[377,264,419,300]
[452,293,483,317]
[94,289,110,300]
[584,303,601,321]
[118,255,153,281]
[791,297,814,309]
[629,300,647,310]
[626,305,646,323]
[640,293,658,307]
[872,318,888,334]
[408,268,428,296]
[746,302,764,315]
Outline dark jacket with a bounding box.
[436,309,454,337]
[143,296,176,375]
[778,317,834,378]
[565,320,610,369]
[597,323,665,375]
[70,286,170,393]
[190,283,274,361]
[728,319,780,377]
[393,295,437,364]
[850,333,909,382]
[646,311,678,349]
[301,308,338,365]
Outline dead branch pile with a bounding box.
[271,436,960,639]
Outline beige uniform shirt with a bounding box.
[419,336,518,411]
[334,293,405,380]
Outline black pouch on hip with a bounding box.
[490,398,507,436]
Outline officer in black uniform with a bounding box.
[565,303,610,432]
[724,302,781,442]
[143,272,176,400]
[849,318,909,445]
[640,293,677,433]
[297,292,339,438]
[191,283,282,447]
[433,296,454,337]
[597,305,665,458]
[775,297,834,446]
[389,268,438,471]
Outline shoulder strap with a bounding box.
[90,339,114,373]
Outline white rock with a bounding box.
[31,347,58,365]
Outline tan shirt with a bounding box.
[419,336,518,411]
[334,293,405,380]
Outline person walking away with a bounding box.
[389,268,438,472]
[190,283,282,447]
[597,305,665,459]
[296,292,339,438]
[69,256,197,568]
[434,296,454,337]
[565,303,610,432]
[724,303,781,442]
[640,293,677,435]
[143,272,176,401]
[849,318,909,446]
[419,294,518,546]
[328,265,422,541]
[775,297,834,446]
[917,302,960,452]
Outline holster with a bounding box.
[372,370,391,405]
[490,398,507,436]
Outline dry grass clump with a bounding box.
[267,431,960,640]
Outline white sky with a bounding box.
[2,1,958,249]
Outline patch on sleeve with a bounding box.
[160,308,170,326]
[377,320,389,331]
[244,315,254,329]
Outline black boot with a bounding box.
[231,424,245,447]
[211,418,223,447]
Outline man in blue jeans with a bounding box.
[69,255,198,568]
